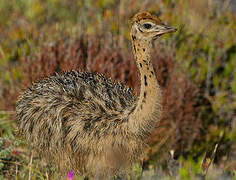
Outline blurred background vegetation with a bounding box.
[0,0,235,179]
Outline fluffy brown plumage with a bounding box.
[17,71,140,177]
[16,12,176,179]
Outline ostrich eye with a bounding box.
[143,23,152,29]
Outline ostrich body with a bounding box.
[16,12,176,178]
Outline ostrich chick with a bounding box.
[16,12,176,179]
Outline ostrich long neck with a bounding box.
[129,36,162,136]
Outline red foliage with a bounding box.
[1,36,201,163]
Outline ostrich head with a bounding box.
[131,12,177,41]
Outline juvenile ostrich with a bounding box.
[16,12,176,179]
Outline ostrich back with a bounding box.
[16,70,145,177]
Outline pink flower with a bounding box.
[67,171,74,180]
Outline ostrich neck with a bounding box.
[128,37,162,137]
